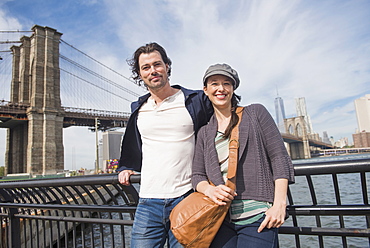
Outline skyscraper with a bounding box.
[295,97,313,134]
[274,96,286,133]
[322,131,331,145]
[354,94,370,132]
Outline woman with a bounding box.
[192,64,295,248]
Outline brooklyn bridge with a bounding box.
[0,25,333,176]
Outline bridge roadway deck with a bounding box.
[0,101,130,129]
[281,132,334,149]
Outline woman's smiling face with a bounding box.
[203,74,234,109]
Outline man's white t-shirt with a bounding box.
[137,90,194,198]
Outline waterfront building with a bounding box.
[354,94,370,132]
[274,96,286,133]
[334,137,349,148]
[353,132,370,148]
[295,97,313,134]
[353,94,370,147]
[101,131,123,172]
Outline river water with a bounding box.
[278,153,370,248]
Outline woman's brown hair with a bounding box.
[223,93,241,139]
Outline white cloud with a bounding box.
[1,0,370,170]
[0,5,22,30]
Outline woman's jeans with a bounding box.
[210,217,279,248]
[130,191,192,248]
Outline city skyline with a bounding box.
[1,0,370,170]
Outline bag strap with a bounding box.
[225,106,244,190]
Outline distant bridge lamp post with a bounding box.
[95,118,99,174]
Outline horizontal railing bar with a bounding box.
[2,203,367,216]
[0,174,141,188]
[15,214,134,225]
[0,159,369,188]
[287,205,370,215]
[279,226,370,237]
[293,158,370,175]
[0,203,137,212]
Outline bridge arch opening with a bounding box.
[288,124,294,135]
[296,123,302,137]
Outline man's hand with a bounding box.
[118,170,136,186]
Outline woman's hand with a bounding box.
[203,184,237,205]
[258,178,288,232]
[257,202,286,232]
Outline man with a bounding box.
[117,42,213,247]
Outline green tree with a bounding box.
[0,166,4,177]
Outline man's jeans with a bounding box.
[131,191,191,248]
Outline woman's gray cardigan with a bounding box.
[192,104,295,203]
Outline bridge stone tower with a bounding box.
[6,25,64,175]
[284,116,311,159]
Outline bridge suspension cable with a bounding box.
[0,41,22,44]
[0,31,33,33]
[59,54,140,98]
[60,68,133,103]
[59,39,145,112]
[0,30,33,45]
[60,39,143,88]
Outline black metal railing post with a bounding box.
[8,207,21,248]
[0,188,21,248]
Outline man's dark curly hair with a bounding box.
[127,42,172,86]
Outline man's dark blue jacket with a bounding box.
[117,85,213,172]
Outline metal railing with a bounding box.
[0,174,140,248]
[0,158,369,248]
[282,158,370,248]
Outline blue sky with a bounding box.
[1,0,370,170]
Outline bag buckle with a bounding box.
[229,139,239,149]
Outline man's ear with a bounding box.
[166,64,169,74]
